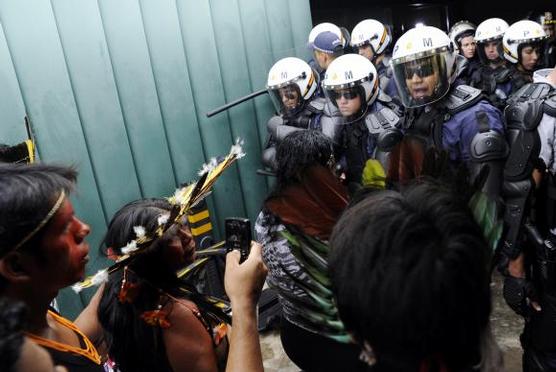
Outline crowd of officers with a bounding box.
[261,13,556,371]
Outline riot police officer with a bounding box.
[499,66,556,372]
[350,19,394,93]
[322,53,403,192]
[389,25,507,198]
[503,20,548,92]
[449,20,481,86]
[262,57,341,170]
[307,22,346,86]
[473,18,512,109]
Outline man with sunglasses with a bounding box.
[323,53,403,193]
[389,25,506,198]
[263,57,342,171]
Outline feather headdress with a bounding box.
[72,139,245,292]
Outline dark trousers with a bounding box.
[280,316,369,372]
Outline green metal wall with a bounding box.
[0,0,312,318]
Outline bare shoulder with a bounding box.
[162,298,218,372]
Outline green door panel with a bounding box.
[50,0,143,221]
[208,0,269,222]
[97,0,177,197]
[137,0,206,186]
[0,26,27,146]
[0,0,312,317]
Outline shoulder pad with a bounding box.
[544,94,556,118]
[306,98,326,113]
[441,85,482,114]
[365,107,401,135]
[504,99,544,131]
[470,130,509,162]
[376,90,393,104]
[507,82,553,105]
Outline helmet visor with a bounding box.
[268,84,303,116]
[392,52,450,108]
[477,39,504,64]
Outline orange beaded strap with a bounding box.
[25,310,101,365]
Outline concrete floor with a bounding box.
[260,272,525,371]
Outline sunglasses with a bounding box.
[403,58,435,79]
[332,90,359,100]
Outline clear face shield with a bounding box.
[518,41,545,71]
[391,52,450,108]
[268,83,303,117]
[477,38,504,65]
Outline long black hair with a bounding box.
[272,130,333,195]
[98,198,180,372]
[261,130,334,232]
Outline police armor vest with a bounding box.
[500,81,556,361]
[341,93,403,185]
[403,84,508,198]
[501,82,556,261]
[262,97,342,170]
[471,64,514,110]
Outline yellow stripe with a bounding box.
[191,222,212,236]
[188,209,210,223]
[380,29,387,44]
[25,140,35,164]
[303,72,315,98]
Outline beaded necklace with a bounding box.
[25,310,101,365]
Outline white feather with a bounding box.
[71,283,83,293]
[91,269,109,286]
[230,137,246,159]
[157,213,170,226]
[121,240,138,255]
[133,226,146,239]
[198,157,218,176]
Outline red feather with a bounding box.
[265,165,348,240]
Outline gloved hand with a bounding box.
[503,275,541,316]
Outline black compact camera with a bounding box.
[225,217,252,263]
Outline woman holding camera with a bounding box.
[97,198,266,372]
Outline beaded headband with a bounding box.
[13,190,66,251]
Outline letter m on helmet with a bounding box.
[423,38,433,47]
[345,70,353,80]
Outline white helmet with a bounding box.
[308,22,345,48]
[503,20,547,64]
[475,18,509,43]
[390,26,456,108]
[350,19,391,56]
[266,57,318,116]
[322,54,379,121]
[448,21,476,52]
[474,18,509,64]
